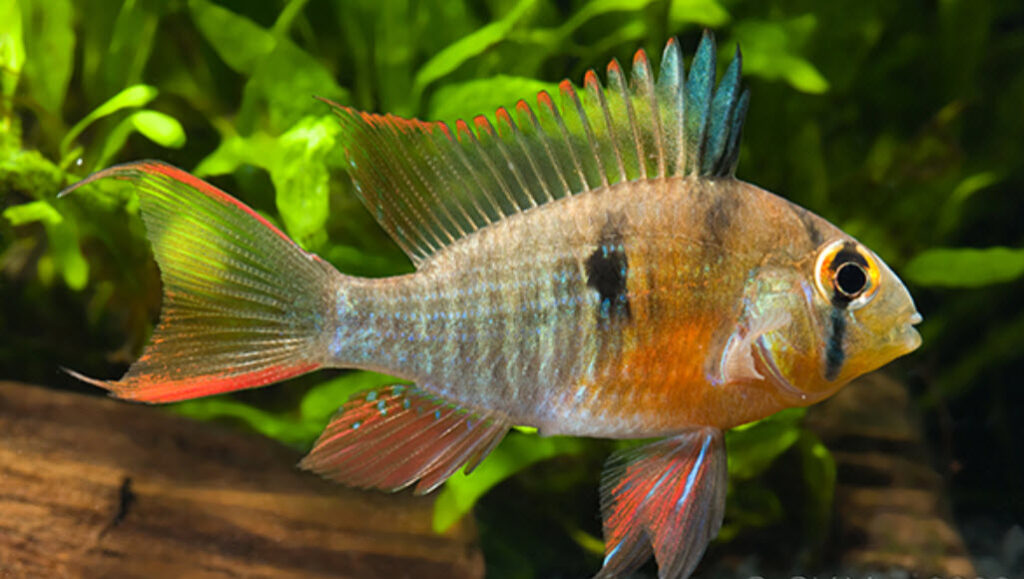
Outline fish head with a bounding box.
[745,228,929,403]
[805,236,923,388]
[726,216,922,408]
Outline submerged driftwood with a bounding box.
[0,381,483,578]
[805,373,976,578]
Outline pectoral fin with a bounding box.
[596,428,726,579]
[715,308,791,386]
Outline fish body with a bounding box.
[65,32,922,579]
[331,176,904,438]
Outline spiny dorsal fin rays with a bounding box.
[657,38,686,178]
[326,31,749,267]
[685,34,715,174]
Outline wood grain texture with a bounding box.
[805,373,975,578]
[0,382,484,579]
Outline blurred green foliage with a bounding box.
[3,0,1024,576]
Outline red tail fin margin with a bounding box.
[62,161,337,402]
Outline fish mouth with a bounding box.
[893,311,923,353]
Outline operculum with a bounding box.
[708,266,818,405]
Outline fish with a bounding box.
[62,32,923,579]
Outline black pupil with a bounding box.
[835,262,868,297]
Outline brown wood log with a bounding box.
[805,373,975,578]
[0,382,484,578]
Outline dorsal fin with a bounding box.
[325,31,749,266]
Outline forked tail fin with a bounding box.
[61,161,338,402]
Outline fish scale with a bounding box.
[65,32,922,579]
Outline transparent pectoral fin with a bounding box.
[714,307,791,386]
[597,428,726,579]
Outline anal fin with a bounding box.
[300,385,509,495]
[597,428,726,579]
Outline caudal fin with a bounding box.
[62,161,338,402]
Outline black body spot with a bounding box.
[586,214,631,324]
[703,194,738,248]
[825,309,846,381]
[791,205,825,246]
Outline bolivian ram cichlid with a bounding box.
[65,32,922,579]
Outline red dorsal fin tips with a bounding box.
[632,47,649,69]
[536,90,555,110]
[606,58,623,76]
[473,115,494,134]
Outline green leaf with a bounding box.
[190,0,348,134]
[61,84,158,158]
[557,0,659,37]
[19,0,75,115]
[238,42,348,135]
[170,398,320,448]
[0,0,25,117]
[195,115,343,250]
[432,433,585,532]
[798,431,836,540]
[270,115,340,249]
[937,171,1002,235]
[428,75,562,122]
[3,200,63,226]
[732,17,830,94]
[413,0,539,100]
[669,0,731,27]
[47,215,89,290]
[193,130,280,177]
[725,408,806,480]
[188,0,275,75]
[718,482,783,541]
[903,247,1024,288]
[130,110,186,148]
[5,201,89,290]
[94,109,186,169]
[107,0,160,92]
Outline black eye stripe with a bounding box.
[824,308,846,381]
[829,242,869,271]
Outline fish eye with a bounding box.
[834,261,868,298]
[814,240,881,309]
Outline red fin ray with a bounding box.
[61,161,338,402]
[300,386,509,495]
[596,428,726,579]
